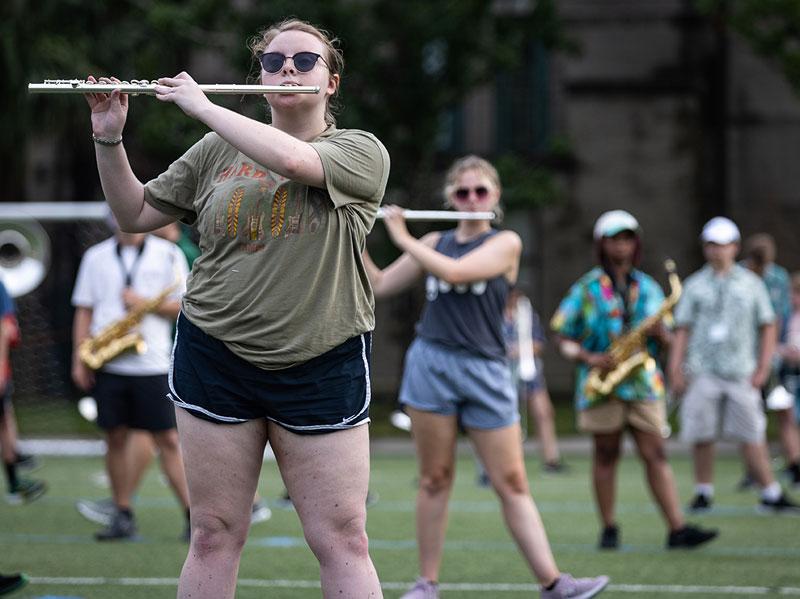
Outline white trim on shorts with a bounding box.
[168,319,371,429]
[167,313,248,423]
[267,333,372,432]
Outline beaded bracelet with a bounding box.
[92,133,123,146]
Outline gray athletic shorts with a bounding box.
[399,337,519,430]
[679,373,766,443]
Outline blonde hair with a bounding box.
[442,155,503,221]
[249,19,344,126]
[443,155,502,199]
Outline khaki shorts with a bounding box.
[578,396,666,436]
[679,373,766,444]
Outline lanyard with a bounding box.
[115,238,146,287]
[605,268,636,332]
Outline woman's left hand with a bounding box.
[154,72,213,119]
[381,205,412,248]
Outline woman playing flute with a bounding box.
[84,18,388,599]
[363,155,608,599]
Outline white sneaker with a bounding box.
[251,501,272,524]
[76,497,115,525]
[400,577,439,599]
[540,574,609,599]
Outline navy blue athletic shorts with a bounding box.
[94,372,176,432]
[169,313,372,435]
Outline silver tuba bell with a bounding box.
[0,220,50,297]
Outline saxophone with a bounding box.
[78,283,178,370]
[584,260,681,397]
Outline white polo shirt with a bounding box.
[72,235,189,375]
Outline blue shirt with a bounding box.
[0,281,13,318]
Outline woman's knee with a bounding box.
[419,464,455,495]
[190,511,249,559]
[492,467,529,497]
[305,511,370,563]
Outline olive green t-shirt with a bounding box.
[143,126,390,369]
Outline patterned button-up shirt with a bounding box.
[551,267,666,410]
[674,264,775,380]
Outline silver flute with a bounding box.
[28,79,320,95]
[377,209,496,221]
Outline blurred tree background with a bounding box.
[1,0,572,209]
[4,0,800,420]
[695,0,800,93]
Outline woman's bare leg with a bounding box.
[406,408,459,583]
[470,423,560,586]
[270,423,382,598]
[176,410,265,599]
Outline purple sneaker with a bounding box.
[400,577,439,599]
[540,573,609,599]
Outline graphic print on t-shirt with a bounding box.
[210,160,327,253]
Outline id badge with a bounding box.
[708,322,729,343]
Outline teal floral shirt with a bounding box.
[551,267,667,410]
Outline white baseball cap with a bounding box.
[701,216,740,245]
[593,210,640,240]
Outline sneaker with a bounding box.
[5,477,47,505]
[14,453,40,472]
[598,525,618,550]
[0,572,28,595]
[667,524,718,549]
[95,509,137,541]
[688,494,712,513]
[758,493,800,514]
[251,500,272,524]
[400,577,439,599]
[541,573,610,599]
[543,461,569,474]
[76,497,115,526]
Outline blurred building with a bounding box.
[10,0,800,407]
[415,0,800,397]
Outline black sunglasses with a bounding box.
[454,186,490,200]
[258,51,329,73]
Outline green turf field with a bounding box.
[2,450,799,598]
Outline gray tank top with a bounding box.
[415,229,510,359]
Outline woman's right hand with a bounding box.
[84,76,129,138]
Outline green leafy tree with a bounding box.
[695,0,800,92]
[2,0,567,203]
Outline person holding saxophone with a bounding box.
[71,217,190,541]
[551,210,717,550]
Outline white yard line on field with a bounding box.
[27,577,800,594]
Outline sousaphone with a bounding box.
[0,219,50,297]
